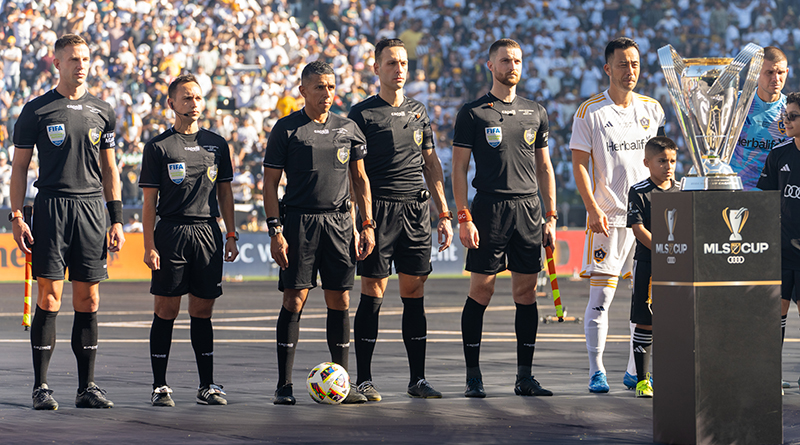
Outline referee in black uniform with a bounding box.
[452,39,558,398]
[11,34,125,410]
[139,74,239,407]
[263,61,375,405]
[348,38,453,401]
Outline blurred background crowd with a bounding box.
[0,0,794,229]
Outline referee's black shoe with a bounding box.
[75,383,114,408]
[274,383,296,405]
[32,383,58,410]
[342,383,368,404]
[514,376,553,396]
[464,377,486,398]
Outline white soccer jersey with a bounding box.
[570,90,665,227]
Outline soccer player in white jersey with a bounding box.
[570,37,665,393]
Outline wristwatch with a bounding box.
[361,219,377,230]
[226,231,239,241]
[8,210,22,222]
[546,210,559,221]
[439,210,453,220]
[268,225,283,237]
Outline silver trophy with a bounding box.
[658,44,764,190]
[665,208,677,242]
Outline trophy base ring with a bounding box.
[680,176,743,191]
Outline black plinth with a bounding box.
[651,191,782,445]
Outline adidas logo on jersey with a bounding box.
[782,164,791,172]
[604,121,614,128]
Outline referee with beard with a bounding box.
[263,61,375,405]
[348,38,453,401]
[452,38,557,398]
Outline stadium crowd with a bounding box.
[0,0,794,229]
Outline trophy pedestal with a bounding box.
[651,191,781,445]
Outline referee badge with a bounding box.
[640,117,650,130]
[485,127,502,148]
[524,128,536,145]
[413,128,423,146]
[168,162,186,184]
[89,128,101,146]
[47,124,66,147]
[207,164,218,182]
[337,146,350,164]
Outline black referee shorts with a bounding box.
[357,197,432,279]
[782,268,800,302]
[32,193,108,282]
[465,193,543,275]
[150,219,224,299]
[279,210,355,291]
[630,259,652,325]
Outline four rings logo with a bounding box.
[703,206,768,264]
[785,184,800,200]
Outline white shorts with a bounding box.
[580,227,636,278]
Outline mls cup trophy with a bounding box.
[658,43,764,190]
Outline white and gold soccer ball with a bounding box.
[306,362,350,404]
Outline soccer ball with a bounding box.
[307,362,350,404]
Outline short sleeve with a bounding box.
[627,187,646,227]
[138,141,162,188]
[101,103,117,150]
[569,108,592,153]
[12,102,38,149]
[350,121,368,161]
[535,104,549,150]
[756,150,779,191]
[420,107,435,151]
[452,104,474,149]
[217,137,234,183]
[263,119,288,169]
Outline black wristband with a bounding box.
[267,217,280,228]
[107,200,123,225]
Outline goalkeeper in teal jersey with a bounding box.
[730,46,788,190]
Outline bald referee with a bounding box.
[264,61,375,405]
[452,38,557,398]
[348,38,453,401]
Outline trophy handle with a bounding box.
[717,43,763,163]
[658,45,704,176]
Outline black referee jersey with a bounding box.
[263,109,367,210]
[757,138,800,269]
[348,95,434,195]
[138,127,234,220]
[452,92,549,196]
[626,177,679,261]
[13,89,117,196]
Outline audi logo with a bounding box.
[727,256,746,264]
[785,184,800,199]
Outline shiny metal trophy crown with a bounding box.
[658,44,764,190]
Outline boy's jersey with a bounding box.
[570,90,665,227]
[626,177,679,261]
[731,92,787,191]
[756,138,800,270]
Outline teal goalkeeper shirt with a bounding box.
[730,91,787,190]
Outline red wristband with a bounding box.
[457,209,472,223]
[226,232,236,239]
[546,211,558,218]
[439,211,453,220]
